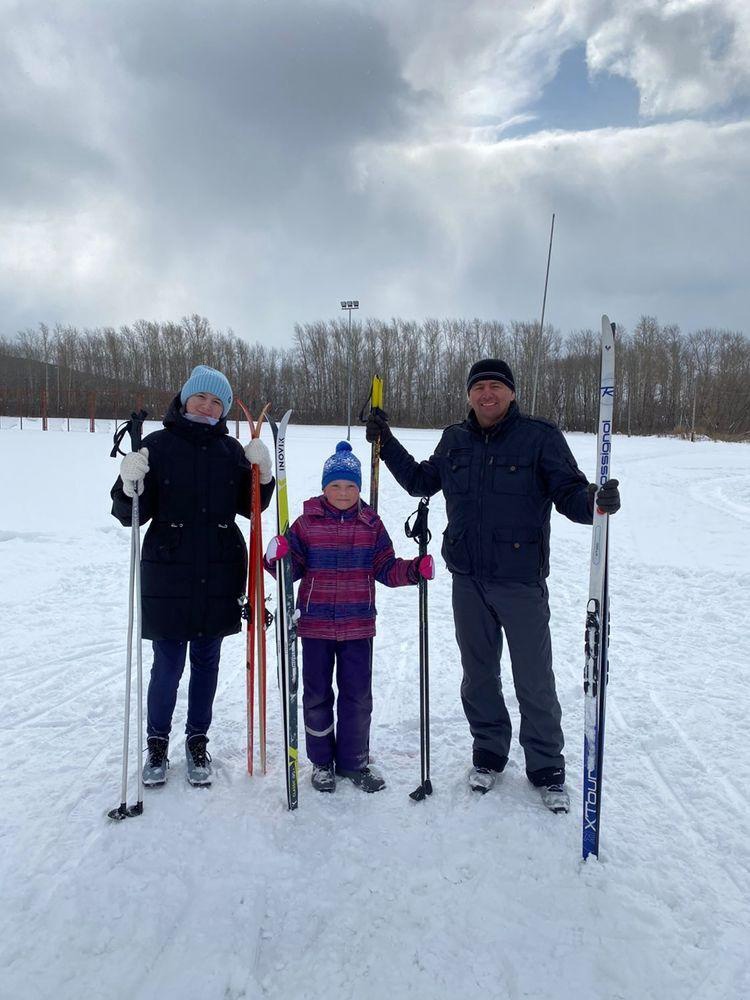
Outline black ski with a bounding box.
[270,411,299,810]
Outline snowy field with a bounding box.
[1,417,749,1000]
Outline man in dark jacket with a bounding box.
[112,365,275,787]
[367,359,620,812]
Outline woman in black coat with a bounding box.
[111,365,274,787]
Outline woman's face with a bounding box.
[185,392,224,420]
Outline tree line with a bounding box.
[1,314,748,439]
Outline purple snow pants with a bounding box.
[301,637,373,772]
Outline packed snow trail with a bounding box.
[1,422,749,1000]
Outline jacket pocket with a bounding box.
[490,455,532,495]
[214,521,245,562]
[442,448,472,495]
[490,527,542,581]
[441,526,473,574]
[144,521,184,563]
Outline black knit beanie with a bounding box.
[466,359,516,394]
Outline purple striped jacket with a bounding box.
[267,495,419,641]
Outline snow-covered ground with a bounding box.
[1,418,749,1000]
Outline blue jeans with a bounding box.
[146,636,223,740]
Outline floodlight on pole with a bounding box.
[341,299,359,440]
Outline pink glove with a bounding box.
[265,535,289,563]
[418,555,435,580]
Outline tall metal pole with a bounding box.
[690,370,698,443]
[347,307,352,440]
[530,212,555,416]
[341,300,359,441]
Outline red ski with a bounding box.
[237,400,271,774]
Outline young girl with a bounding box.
[111,365,274,787]
[264,440,434,793]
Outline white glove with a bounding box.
[120,447,149,498]
[245,439,273,484]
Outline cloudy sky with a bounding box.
[1,0,748,346]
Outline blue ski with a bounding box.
[582,315,615,860]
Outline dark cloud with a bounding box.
[0,1,747,343]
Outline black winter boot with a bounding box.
[335,765,386,793]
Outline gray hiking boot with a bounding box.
[185,734,212,786]
[527,766,569,813]
[335,765,385,793]
[311,763,336,793]
[468,765,498,794]
[143,737,169,786]
[540,783,570,814]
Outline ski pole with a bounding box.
[359,376,384,512]
[405,497,432,801]
[109,410,148,821]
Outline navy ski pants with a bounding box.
[452,575,564,775]
[301,637,373,772]
[146,636,223,740]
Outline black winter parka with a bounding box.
[111,396,274,641]
[380,402,594,583]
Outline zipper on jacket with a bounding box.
[477,435,489,578]
[306,577,315,612]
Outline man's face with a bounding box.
[185,392,224,420]
[323,480,360,511]
[468,380,515,428]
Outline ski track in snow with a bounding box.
[1,425,749,1000]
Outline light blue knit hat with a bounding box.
[180,365,233,416]
[322,441,362,490]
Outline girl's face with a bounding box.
[185,392,224,420]
[323,480,360,511]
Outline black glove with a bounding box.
[595,478,621,515]
[366,406,392,445]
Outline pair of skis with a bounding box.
[269,411,299,810]
[237,401,271,776]
[240,404,299,810]
[582,315,616,860]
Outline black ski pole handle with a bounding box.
[405,497,431,554]
[128,409,147,451]
[111,409,149,458]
